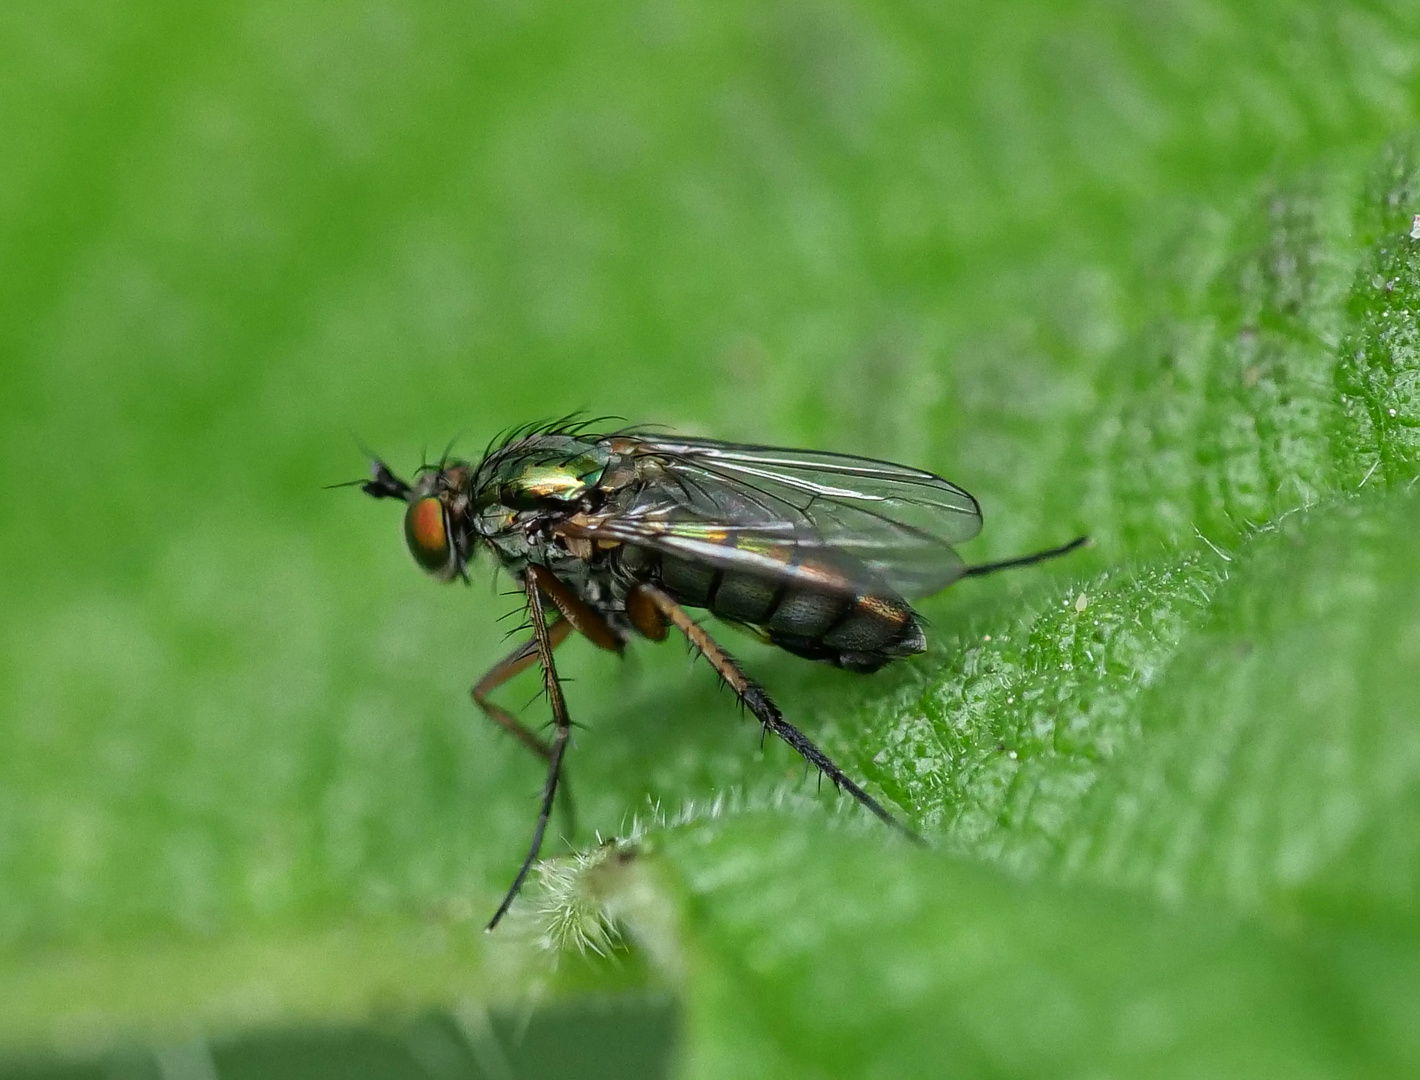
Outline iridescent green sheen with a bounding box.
[476,436,609,509]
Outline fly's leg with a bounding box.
[472,566,626,845]
[962,534,1090,578]
[472,619,574,759]
[525,564,625,654]
[472,618,578,834]
[487,571,577,931]
[633,584,921,843]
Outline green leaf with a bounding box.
[3,0,1420,1076]
[618,487,1420,1079]
[649,812,1415,1080]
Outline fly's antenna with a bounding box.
[349,431,383,462]
[360,460,413,501]
[961,535,1091,578]
[326,436,412,500]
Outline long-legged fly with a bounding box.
[357,418,1086,929]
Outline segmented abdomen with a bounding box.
[644,552,925,673]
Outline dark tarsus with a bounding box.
[961,534,1091,578]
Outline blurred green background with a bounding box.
[4,0,1420,1076]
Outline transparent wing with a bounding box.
[570,436,982,598]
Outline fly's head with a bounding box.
[363,459,474,583]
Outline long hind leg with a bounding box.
[632,584,920,841]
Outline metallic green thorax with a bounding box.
[473,436,609,509]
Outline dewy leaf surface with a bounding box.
[3,0,1420,1076]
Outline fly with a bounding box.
[356,419,1087,929]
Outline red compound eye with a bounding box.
[404,497,454,576]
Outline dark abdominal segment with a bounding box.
[656,554,925,673]
[766,592,925,673]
